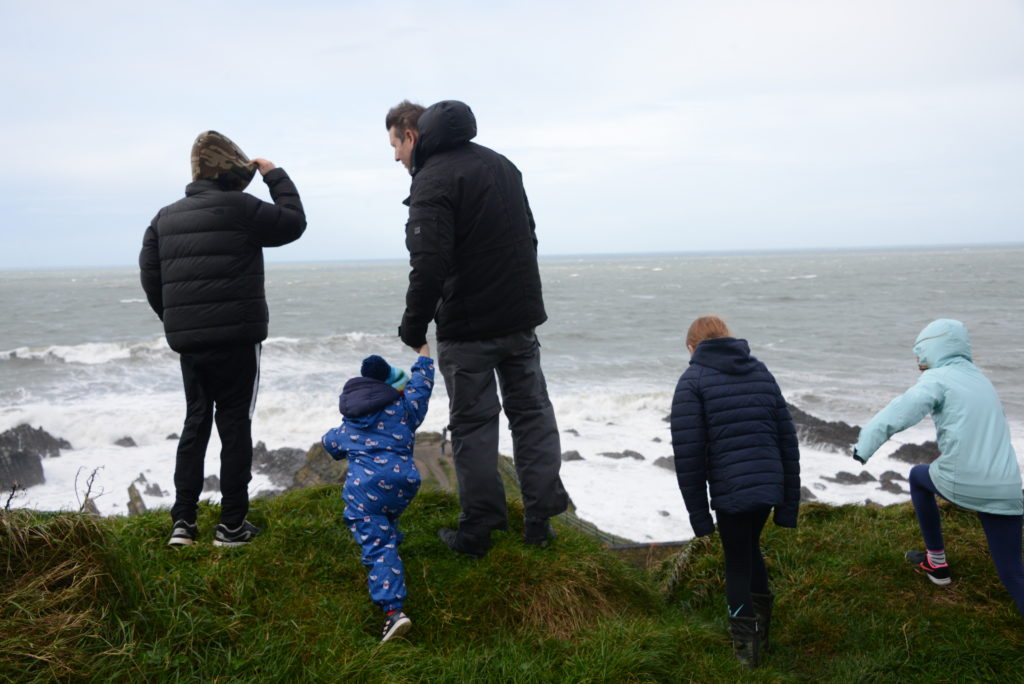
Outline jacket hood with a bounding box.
[190,130,256,191]
[690,337,760,375]
[338,377,400,418]
[913,318,972,369]
[412,100,477,174]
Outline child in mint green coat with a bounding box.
[854,319,1023,618]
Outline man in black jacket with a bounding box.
[140,130,306,547]
[386,100,568,557]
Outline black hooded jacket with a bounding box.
[139,168,305,353]
[670,337,801,537]
[398,101,547,347]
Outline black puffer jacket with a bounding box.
[139,168,305,353]
[399,100,547,347]
[670,337,800,537]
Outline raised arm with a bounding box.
[246,161,306,248]
[401,354,435,430]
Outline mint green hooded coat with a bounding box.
[855,319,1023,516]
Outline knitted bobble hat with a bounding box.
[360,355,391,382]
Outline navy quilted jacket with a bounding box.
[670,337,800,537]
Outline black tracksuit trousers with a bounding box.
[170,344,260,527]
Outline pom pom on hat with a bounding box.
[360,355,391,382]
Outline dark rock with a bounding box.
[291,443,347,489]
[822,470,877,485]
[166,433,179,440]
[564,428,580,437]
[657,510,670,517]
[0,424,65,489]
[561,450,584,462]
[889,441,939,464]
[0,424,71,458]
[877,470,909,495]
[653,456,674,471]
[127,484,146,516]
[599,450,644,461]
[115,436,137,448]
[877,479,907,495]
[651,437,662,443]
[202,475,220,492]
[787,403,860,453]
[813,482,826,491]
[252,441,309,487]
[800,486,817,502]
[143,483,166,497]
[81,497,101,516]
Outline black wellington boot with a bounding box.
[751,592,774,651]
[728,616,761,669]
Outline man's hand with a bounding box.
[415,343,431,358]
[251,158,276,176]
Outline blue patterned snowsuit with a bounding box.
[321,356,434,613]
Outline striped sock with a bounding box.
[926,549,947,567]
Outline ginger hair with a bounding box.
[686,315,731,350]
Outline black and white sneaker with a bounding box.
[905,550,952,585]
[213,520,261,547]
[167,520,198,547]
[381,611,411,643]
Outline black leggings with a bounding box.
[717,508,772,618]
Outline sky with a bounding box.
[1,0,1023,269]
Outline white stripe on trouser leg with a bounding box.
[248,343,262,420]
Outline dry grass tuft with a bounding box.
[1,511,112,682]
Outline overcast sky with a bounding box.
[2,0,1022,269]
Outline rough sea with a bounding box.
[3,246,1023,542]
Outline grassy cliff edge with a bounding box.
[3,488,1022,682]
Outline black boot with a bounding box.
[751,592,774,651]
[728,616,761,669]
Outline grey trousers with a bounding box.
[437,329,569,541]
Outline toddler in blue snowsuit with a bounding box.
[322,348,434,642]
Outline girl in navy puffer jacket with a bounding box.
[670,316,800,668]
[322,348,434,643]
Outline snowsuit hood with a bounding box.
[411,100,477,175]
[913,318,972,369]
[338,377,401,419]
[690,337,761,375]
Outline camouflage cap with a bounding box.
[190,130,256,191]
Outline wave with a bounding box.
[1,338,171,365]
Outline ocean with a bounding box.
[3,246,1023,542]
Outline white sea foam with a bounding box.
[2,338,170,365]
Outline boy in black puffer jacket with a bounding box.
[670,315,801,669]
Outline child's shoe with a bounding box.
[905,550,952,585]
[213,520,261,547]
[381,611,411,643]
[167,520,198,547]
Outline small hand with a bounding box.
[251,158,276,175]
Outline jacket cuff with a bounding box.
[773,506,798,528]
[690,511,715,537]
[398,323,427,349]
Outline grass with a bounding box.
[2,491,1022,682]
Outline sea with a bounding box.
[3,246,1023,542]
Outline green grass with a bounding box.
[3,492,1022,682]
